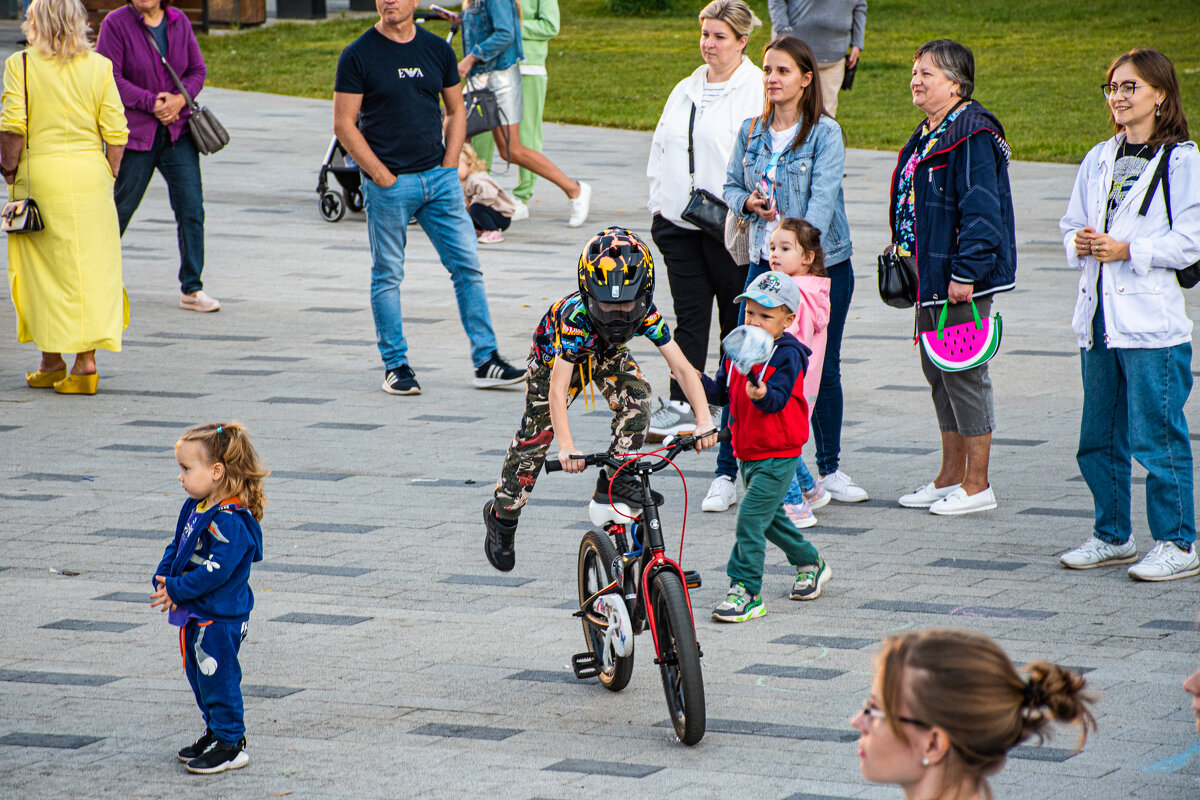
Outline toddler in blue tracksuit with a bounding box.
[151,422,267,774]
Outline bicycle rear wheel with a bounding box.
[578,531,634,692]
[651,571,705,745]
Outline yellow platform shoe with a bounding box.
[26,368,67,388]
[53,373,98,395]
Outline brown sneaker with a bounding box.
[180,290,220,312]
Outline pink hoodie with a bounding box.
[785,274,831,403]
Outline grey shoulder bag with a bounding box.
[143,28,229,155]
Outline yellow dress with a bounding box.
[2,48,129,353]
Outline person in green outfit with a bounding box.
[470,0,559,219]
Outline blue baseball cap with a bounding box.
[735,271,800,313]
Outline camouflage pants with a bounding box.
[493,347,651,519]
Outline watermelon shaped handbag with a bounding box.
[920,301,1002,372]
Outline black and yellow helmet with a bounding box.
[577,227,655,344]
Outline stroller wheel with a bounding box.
[320,190,345,222]
[347,188,364,213]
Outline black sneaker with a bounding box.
[185,737,248,774]
[483,500,517,571]
[176,727,216,763]
[593,468,664,507]
[474,352,525,388]
[383,365,420,395]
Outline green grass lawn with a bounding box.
[198,0,1199,163]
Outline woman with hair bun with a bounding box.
[851,629,1096,799]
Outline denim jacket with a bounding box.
[725,114,853,266]
[462,0,524,78]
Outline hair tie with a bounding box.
[216,426,223,434]
[1023,680,1046,709]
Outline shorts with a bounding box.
[468,63,523,128]
[918,296,996,437]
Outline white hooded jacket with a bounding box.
[1060,136,1200,350]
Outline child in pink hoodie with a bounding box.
[769,219,831,529]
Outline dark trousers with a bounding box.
[468,203,511,232]
[650,215,748,402]
[115,126,206,294]
[182,619,247,746]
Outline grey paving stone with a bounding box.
[123,419,195,428]
[260,397,333,405]
[737,664,846,680]
[682,718,858,742]
[243,684,304,698]
[782,794,857,800]
[211,369,280,377]
[412,723,522,741]
[256,562,373,577]
[412,414,486,423]
[270,612,371,626]
[304,307,362,313]
[271,470,352,481]
[0,492,61,501]
[543,759,663,778]
[94,592,149,603]
[91,529,164,540]
[770,634,874,649]
[876,384,928,392]
[0,733,103,749]
[1009,745,1079,762]
[318,338,375,346]
[1018,507,1094,518]
[856,446,937,455]
[148,331,264,342]
[927,558,1028,571]
[441,574,533,588]
[1141,620,1198,632]
[0,425,19,432]
[991,437,1047,446]
[818,526,872,536]
[859,601,1056,620]
[12,473,93,482]
[506,669,595,684]
[99,444,169,453]
[0,669,120,686]
[1009,349,1076,357]
[39,620,142,633]
[308,422,383,431]
[292,522,382,534]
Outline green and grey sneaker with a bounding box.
[712,583,765,623]
[791,558,830,600]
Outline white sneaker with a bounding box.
[820,470,868,503]
[702,475,737,512]
[1059,536,1137,569]
[567,181,591,228]
[929,486,997,515]
[1127,541,1200,581]
[648,400,696,442]
[899,481,959,509]
[510,199,529,222]
[180,290,220,312]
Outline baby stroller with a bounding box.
[316,11,460,223]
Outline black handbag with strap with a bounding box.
[2,52,44,235]
[464,87,505,138]
[1137,142,1200,288]
[143,29,229,155]
[679,103,729,241]
[877,250,918,308]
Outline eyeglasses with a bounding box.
[860,700,931,729]
[1101,81,1148,100]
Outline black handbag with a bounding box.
[2,53,44,235]
[679,104,728,241]
[1137,142,1200,288]
[464,87,506,138]
[145,30,229,155]
[878,250,918,308]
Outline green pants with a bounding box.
[471,72,547,203]
[493,347,651,520]
[727,456,821,595]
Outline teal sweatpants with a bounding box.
[727,456,821,595]
[471,72,547,202]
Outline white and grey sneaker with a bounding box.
[382,365,421,395]
[1127,541,1200,581]
[510,199,529,222]
[701,475,738,512]
[820,470,869,503]
[899,481,960,509]
[567,181,592,228]
[648,400,696,442]
[1059,536,1137,569]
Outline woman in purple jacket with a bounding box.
[97,0,218,313]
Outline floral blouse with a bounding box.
[893,102,971,256]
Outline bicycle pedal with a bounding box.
[683,569,702,589]
[571,652,602,680]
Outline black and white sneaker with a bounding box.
[594,468,664,507]
[382,365,421,395]
[185,737,248,774]
[474,352,524,388]
[176,727,216,763]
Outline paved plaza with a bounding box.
[2,83,1199,800]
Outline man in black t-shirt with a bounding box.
[334,0,523,396]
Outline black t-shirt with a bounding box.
[334,26,459,175]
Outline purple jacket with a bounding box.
[95,5,207,151]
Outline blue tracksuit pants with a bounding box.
[182,619,248,745]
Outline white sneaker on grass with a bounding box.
[1059,536,1137,569]
[820,470,868,502]
[1127,541,1200,581]
[702,475,737,512]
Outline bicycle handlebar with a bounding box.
[543,428,730,474]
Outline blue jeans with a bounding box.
[811,259,853,476]
[782,457,817,504]
[1077,304,1194,546]
[362,166,499,370]
[115,126,205,294]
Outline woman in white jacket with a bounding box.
[1058,48,1200,582]
[646,0,762,465]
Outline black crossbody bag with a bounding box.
[1,53,44,234]
[1137,143,1200,289]
[679,103,729,241]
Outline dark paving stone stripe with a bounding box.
[272,471,351,481]
[40,620,142,633]
[1067,474,1145,484]
[96,592,150,604]
[1018,507,1093,519]
[119,339,173,347]
[1009,349,1076,357]
[0,492,60,502]
[124,419,195,428]
[543,758,662,778]
[1141,619,1197,632]
[101,389,206,398]
[818,526,872,536]
[100,444,169,453]
[242,355,306,362]
[149,332,264,342]
[318,338,375,346]
[92,529,164,540]
[927,558,1028,571]
[270,612,371,626]
[257,562,372,577]
[441,574,533,588]
[240,207,290,214]
[0,425,20,432]
[770,634,873,649]
[243,684,303,698]
[669,718,857,743]
[410,478,484,487]
[476,449,508,456]
[783,793,857,800]
[261,397,332,405]
[13,473,92,482]
[1010,745,1078,762]
[532,498,588,508]
[737,664,845,680]
[992,437,1047,446]
[212,369,280,377]
[304,307,362,313]
[292,522,382,534]
[412,723,521,741]
[857,446,937,455]
[308,422,384,431]
[412,414,485,423]
[507,669,594,684]
[847,334,912,341]
[0,733,103,749]
[859,600,1055,620]
[0,669,120,686]
[876,385,928,392]
[402,317,443,324]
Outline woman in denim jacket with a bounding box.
[723,35,865,506]
[451,0,590,227]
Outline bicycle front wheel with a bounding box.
[650,571,706,745]
[578,531,634,692]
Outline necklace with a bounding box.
[1121,141,1151,160]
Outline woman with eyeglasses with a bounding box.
[851,629,1096,800]
[1058,48,1200,582]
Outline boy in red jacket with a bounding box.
[702,271,831,623]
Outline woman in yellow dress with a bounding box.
[1,0,129,395]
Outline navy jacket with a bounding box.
[154,498,264,624]
[890,101,1017,306]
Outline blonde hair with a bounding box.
[460,142,488,175]
[23,0,92,65]
[179,422,270,521]
[698,0,761,40]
